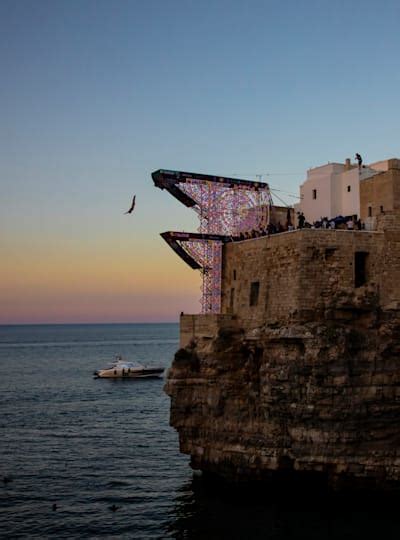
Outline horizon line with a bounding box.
[0,320,181,327]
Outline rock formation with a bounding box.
[166,220,400,490]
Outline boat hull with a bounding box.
[94,368,164,379]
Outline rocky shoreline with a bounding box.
[166,303,400,490]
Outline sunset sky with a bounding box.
[1,0,400,324]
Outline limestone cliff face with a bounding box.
[166,221,400,490]
[165,292,400,489]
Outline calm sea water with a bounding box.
[1,323,399,539]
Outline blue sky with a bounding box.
[1,0,399,323]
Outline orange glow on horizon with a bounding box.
[1,237,202,324]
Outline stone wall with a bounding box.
[360,164,400,220]
[221,229,384,329]
[166,222,400,490]
[221,232,301,327]
[180,313,237,349]
[296,230,382,318]
[378,213,400,309]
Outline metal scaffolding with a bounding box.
[153,170,272,313]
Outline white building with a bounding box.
[296,159,379,224]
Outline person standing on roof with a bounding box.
[355,153,363,170]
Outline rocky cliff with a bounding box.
[165,291,400,490]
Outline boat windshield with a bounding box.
[100,356,145,370]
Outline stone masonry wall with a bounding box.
[166,225,400,490]
[221,232,301,327]
[378,213,400,309]
[221,229,383,330]
[180,313,237,349]
[296,230,382,319]
[360,165,400,220]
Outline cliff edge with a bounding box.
[166,222,400,490]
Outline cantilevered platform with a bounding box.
[153,169,272,313]
[160,231,232,270]
[152,169,269,208]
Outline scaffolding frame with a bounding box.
[153,170,272,313]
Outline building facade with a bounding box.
[360,159,400,228]
[296,158,387,224]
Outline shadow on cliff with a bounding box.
[164,474,400,540]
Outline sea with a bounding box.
[1,323,399,539]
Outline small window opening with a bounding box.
[230,288,235,310]
[368,206,372,217]
[233,269,236,280]
[347,185,351,192]
[355,252,368,288]
[325,247,336,260]
[249,282,260,306]
[380,205,384,213]
[312,189,317,200]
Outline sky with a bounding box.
[1,0,400,324]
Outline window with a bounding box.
[355,252,368,288]
[347,185,351,192]
[325,247,336,260]
[312,189,317,200]
[368,206,372,217]
[233,269,237,280]
[249,282,260,306]
[380,206,384,213]
[230,288,235,310]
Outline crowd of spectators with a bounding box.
[299,214,364,231]
[230,212,365,242]
[227,220,295,242]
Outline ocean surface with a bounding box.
[1,323,399,539]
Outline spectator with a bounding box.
[298,212,306,229]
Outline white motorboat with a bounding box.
[94,356,164,379]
